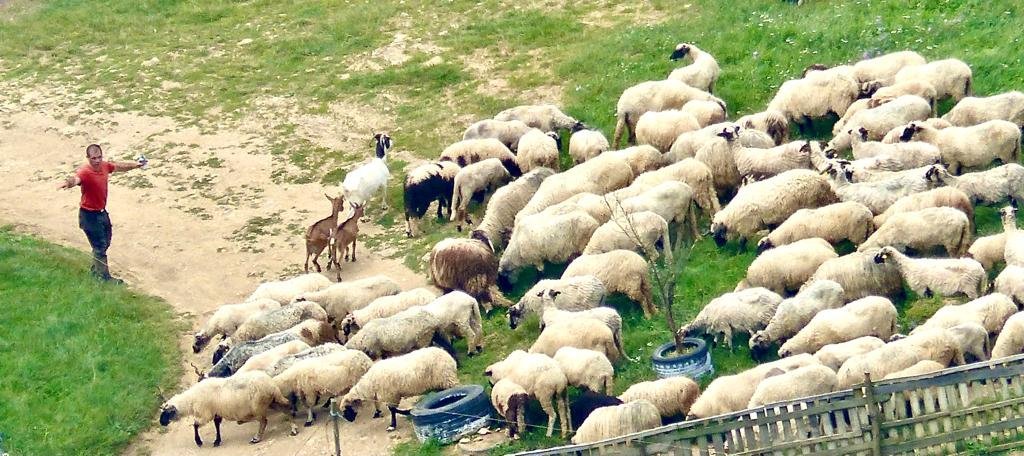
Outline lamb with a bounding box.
[631,158,720,217]
[439,138,520,176]
[732,141,815,181]
[711,168,839,247]
[583,211,673,262]
[737,238,838,295]
[342,133,392,211]
[571,400,662,445]
[471,167,554,250]
[247,273,332,305]
[667,43,721,93]
[827,95,932,152]
[911,293,1017,336]
[995,266,1024,308]
[679,287,784,349]
[901,120,1020,174]
[541,305,626,361]
[991,312,1024,359]
[872,246,986,299]
[942,91,1024,127]
[236,340,311,375]
[193,298,281,354]
[688,354,821,419]
[209,332,304,378]
[507,276,607,329]
[344,308,447,359]
[498,210,600,284]
[339,288,439,338]
[602,144,667,175]
[927,164,1024,206]
[403,161,461,237]
[568,129,610,165]
[515,129,561,172]
[450,158,512,231]
[485,350,571,437]
[737,109,789,145]
[612,79,721,148]
[490,379,530,439]
[882,360,946,380]
[553,347,615,394]
[617,376,700,421]
[562,250,656,317]
[428,234,506,310]
[869,80,938,114]
[767,67,860,131]
[748,364,838,407]
[873,187,974,230]
[158,371,288,447]
[493,104,583,132]
[420,291,484,355]
[804,250,903,302]
[462,119,532,152]
[893,58,973,102]
[529,318,620,362]
[226,301,329,348]
[514,154,634,223]
[681,99,728,127]
[292,275,401,323]
[635,109,700,152]
[813,336,886,371]
[749,279,845,355]
[339,347,459,431]
[778,296,899,357]
[852,50,927,86]
[757,202,875,252]
[304,194,347,273]
[823,161,940,215]
[857,207,972,256]
[272,349,372,434]
[970,206,1020,271]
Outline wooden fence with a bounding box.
[517,354,1024,455]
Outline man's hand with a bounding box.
[58,175,78,190]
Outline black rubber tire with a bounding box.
[652,338,708,364]
[411,384,490,428]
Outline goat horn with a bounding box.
[189,362,205,381]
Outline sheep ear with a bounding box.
[551,290,561,298]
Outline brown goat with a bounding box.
[329,203,365,276]
[304,194,346,273]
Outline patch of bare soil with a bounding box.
[0,80,427,456]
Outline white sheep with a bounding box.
[228,301,328,346]
[813,336,886,371]
[828,95,932,152]
[836,340,928,388]
[942,91,1024,127]
[778,296,898,357]
[665,121,737,162]
[995,266,1024,308]
[991,312,1024,359]
[485,350,571,437]
[508,275,607,328]
[608,181,698,239]
[832,98,873,138]
[529,318,620,362]
[823,162,939,215]
[749,279,845,354]
[571,399,662,444]
[912,293,1017,336]
[757,202,874,252]
[439,138,520,176]
[472,167,554,249]
[894,327,962,367]
[490,378,529,439]
[969,207,1019,271]
[737,109,789,145]
[847,132,942,165]
[158,371,288,446]
[900,120,1021,174]
[804,250,903,302]
[344,308,444,359]
[631,158,720,217]
[619,376,700,424]
[339,347,459,431]
[514,154,634,223]
[450,158,513,231]
[893,58,973,102]
[236,339,311,375]
[679,287,783,349]
[738,238,838,295]
[873,187,974,230]
[635,110,700,153]
[928,164,1024,206]
[193,298,281,354]
[767,67,860,130]
[694,126,742,196]
[878,117,952,144]
[733,140,815,181]
[667,43,721,93]
[247,273,332,304]
[542,304,626,361]
[748,364,838,407]
[568,129,611,165]
[463,119,532,152]
[612,79,720,148]
[562,250,656,317]
[882,360,946,380]
[499,210,600,282]
[602,144,667,176]
[583,211,673,262]
[273,349,372,434]
[858,207,972,256]
[421,291,484,355]
[553,347,614,394]
[872,246,986,299]
[516,129,561,172]
[293,275,400,323]
[342,133,393,212]
[681,98,728,127]
[536,191,614,225]
[493,104,582,132]
[340,288,439,338]
[869,80,938,114]
[852,50,927,86]
[688,354,821,419]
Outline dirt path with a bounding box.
[0,82,427,456]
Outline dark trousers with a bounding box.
[79,208,113,279]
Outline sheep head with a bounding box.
[856,127,869,142]
[570,121,588,133]
[756,237,774,253]
[1000,205,1018,221]
[211,342,229,366]
[158,404,179,426]
[899,123,921,142]
[546,131,562,150]
[340,314,360,337]
[711,221,728,247]
[873,247,896,264]
[860,80,882,98]
[192,332,210,353]
[340,397,361,422]
[669,43,691,60]
[470,229,495,253]
[507,303,527,330]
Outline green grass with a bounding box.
[0,226,183,456]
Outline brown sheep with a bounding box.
[429,233,510,311]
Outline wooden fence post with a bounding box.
[863,372,883,456]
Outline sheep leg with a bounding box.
[213,415,223,447]
[387,404,411,431]
[193,421,203,447]
[559,391,572,436]
[305,405,316,426]
[541,395,556,437]
[250,416,267,444]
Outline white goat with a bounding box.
[342,133,393,212]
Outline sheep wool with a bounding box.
[267,342,347,377]
[778,296,898,357]
[739,238,838,295]
[679,287,783,349]
[563,250,656,317]
[341,288,440,337]
[681,99,728,127]
[490,378,529,439]
[893,58,973,102]
[836,341,928,388]
[813,336,886,371]
[632,158,720,217]
[804,251,903,302]
[767,68,860,126]
[514,155,634,224]
[571,399,662,444]
[613,79,719,148]
[995,266,1024,308]
[912,293,1017,336]
[858,207,972,256]
[542,305,626,361]
[617,376,700,420]
[439,138,520,176]
[749,279,845,353]
[450,158,513,231]
[942,91,1024,127]
[869,80,938,113]
[485,350,570,437]
[515,129,561,173]
[421,290,484,355]
[667,43,721,93]
[499,210,600,281]
[509,275,607,328]
[733,140,815,181]
[462,119,532,152]
[273,349,372,434]
[429,235,505,309]
[553,347,615,394]
[828,95,931,152]
[602,144,667,176]
[236,339,311,375]
[852,51,927,86]
[991,312,1024,359]
[193,298,281,353]
[473,167,554,251]
[247,273,332,304]
[568,129,610,165]
[758,202,874,252]
[494,104,582,132]
[583,211,673,262]
[882,360,946,381]
[748,364,838,408]
[688,354,820,419]
[902,120,1020,174]
[230,301,329,346]
[529,318,620,362]
[635,110,700,153]
[608,181,698,239]
[294,275,400,323]
[344,308,442,359]
[209,332,303,378]
[873,187,974,230]
[873,246,986,299]
[928,164,1024,206]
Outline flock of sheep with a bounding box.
[159,42,1024,449]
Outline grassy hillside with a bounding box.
[3,0,1024,454]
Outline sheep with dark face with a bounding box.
[439,138,521,176]
[450,158,513,232]
[494,104,584,132]
[403,161,461,237]
[668,43,721,93]
[472,168,554,252]
[463,119,532,152]
[612,79,720,148]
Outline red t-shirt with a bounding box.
[76,162,116,211]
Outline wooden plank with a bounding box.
[873,361,1024,395]
[821,408,839,453]
[696,433,710,456]
[958,381,974,430]
[729,429,864,455]
[919,387,940,455]
[936,384,956,455]
[710,428,726,456]
[882,413,1024,454]
[906,389,927,454]
[759,407,773,451]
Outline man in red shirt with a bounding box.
[58,144,147,283]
